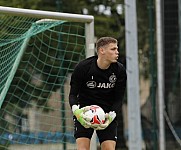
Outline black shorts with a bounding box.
[73,116,118,144]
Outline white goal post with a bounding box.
[125,1,142,150]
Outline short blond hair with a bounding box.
[96,37,117,52]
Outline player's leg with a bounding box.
[76,137,91,150]
[73,116,94,150]
[97,119,118,150]
[101,140,116,150]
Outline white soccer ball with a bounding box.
[84,105,105,124]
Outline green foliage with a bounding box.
[137,0,151,79]
[0,0,126,53]
[77,0,126,55]
[0,0,41,9]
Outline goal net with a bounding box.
[0,6,94,150]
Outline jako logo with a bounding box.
[86,81,115,89]
[97,83,115,88]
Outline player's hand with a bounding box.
[99,111,116,129]
[72,105,91,128]
[91,123,106,130]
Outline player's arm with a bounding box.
[69,64,91,128]
[69,64,83,107]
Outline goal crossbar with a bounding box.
[0,6,94,23]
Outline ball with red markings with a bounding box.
[84,105,105,124]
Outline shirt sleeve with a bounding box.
[69,64,84,108]
[111,65,127,114]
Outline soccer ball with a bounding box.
[84,105,105,124]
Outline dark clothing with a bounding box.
[69,56,127,114]
[73,116,118,144]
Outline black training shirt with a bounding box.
[69,56,127,114]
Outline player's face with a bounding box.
[103,43,119,63]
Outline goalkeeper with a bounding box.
[69,37,127,150]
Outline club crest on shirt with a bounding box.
[109,73,117,83]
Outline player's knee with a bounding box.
[77,144,90,150]
[77,148,89,150]
[76,138,91,150]
[101,140,116,150]
[77,143,90,150]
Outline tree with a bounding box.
[0,0,41,9]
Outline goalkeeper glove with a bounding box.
[99,111,116,130]
[72,105,91,128]
[91,123,106,130]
